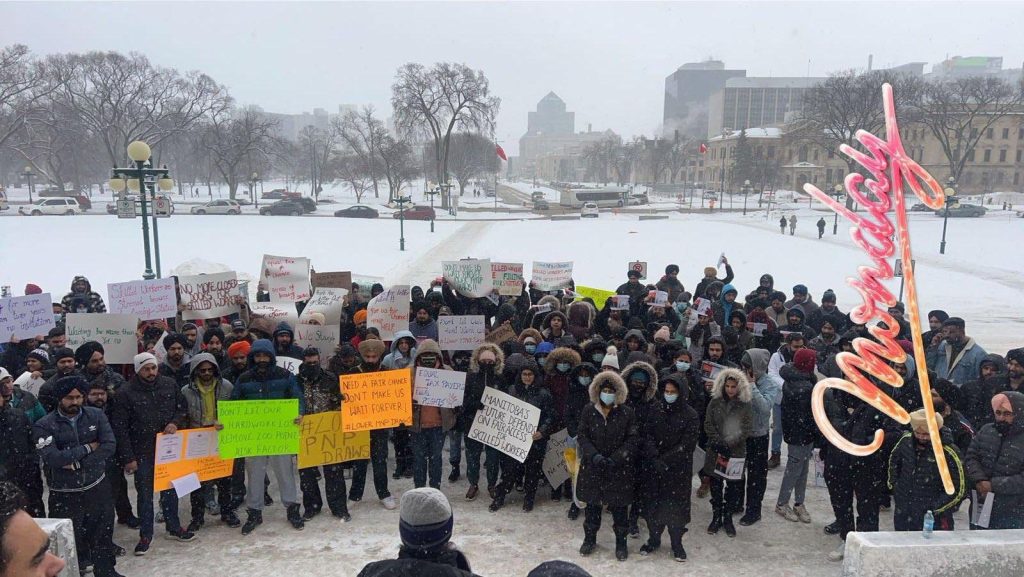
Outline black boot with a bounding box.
[669,527,687,562]
[221,510,241,528]
[567,503,580,520]
[522,494,535,512]
[286,504,305,530]
[723,514,736,538]
[707,513,723,535]
[739,510,762,526]
[615,529,629,561]
[639,537,661,555]
[579,531,597,556]
[488,495,505,512]
[241,509,262,535]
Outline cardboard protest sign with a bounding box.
[107,278,178,321]
[437,315,485,351]
[542,429,571,487]
[413,367,466,408]
[298,287,347,326]
[178,272,239,321]
[310,271,352,291]
[261,254,311,302]
[367,285,410,341]
[531,261,573,291]
[153,428,234,492]
[467,386,540,463]
[611,295,630,311]
[248,302,299,330]
[485,323,517,345]
[217,399,300,458]
[442,260,491,298]
[298,412,371,468]
[573,285,615,305]
[340,369,413,432]
[276,356,301,375]
[491,262,524,296]
[65,313,138,364]
[700,360,726,383]
[0,293,56,341]
[294,325,339,365]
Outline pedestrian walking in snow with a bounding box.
[789,215,797,236]
[779,216,787,234]
[817,218,826,238]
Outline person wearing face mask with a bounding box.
[488,358,554,513]
[959,352,1013,429]
[461,344,506,501]
[639,374,700,562]
[576,370,639,561]
[518,328,544,356]
[965,391,1024,529]
[887,409,965,531]
[620,360,658,539]
[409,340,457,490]
[446,351,473,483]
[703,369,753,538]
[581,337,607,368]
[533,341,555,368]
[348,339,397,510]
[543,346,582,502]
[295,347,350,522]
[926,317,988,387]
[564,362,598,520]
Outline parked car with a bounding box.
[0,190,8,211]
[296,197,317,213]
[70,194,92,210]
[191,199,242,215]
[392,205,435,221]
[910,203,932,212]
[261,188,289,200]
[533,199,550,211]
[20,197,82,216]
[581,202,599,218]
[334,205,379,219]
[260,199,305,216]
[935,204,987,218]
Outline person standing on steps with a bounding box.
[817,217,827,239]
[703,368,752,539]
[789,214,798,236]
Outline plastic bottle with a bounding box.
[923,510,934,538]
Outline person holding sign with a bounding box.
[347,339,397,510]
[887,409,965,532]
[228,339,306,534]
[576,371,639,562]
[296,347,350,522]
[965,392,1024,530]
[487,357,555,514]
[702,368,752,539]
[614,269,647,317]
[460,344,506,501]
[409,340,456,490]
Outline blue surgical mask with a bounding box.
[578,376,592,386]
[525,344,537,354]
[664,393,679,404]
[600,391,616,405]
[536,355,547,364]
[591,353,604,363]
[557,362,571,373]
[675,361,691,372]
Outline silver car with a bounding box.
[190,199,242,215]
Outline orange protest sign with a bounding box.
[153,427,234,492]
[340,369,413,432]
[298,411,371,468]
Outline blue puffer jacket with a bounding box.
[230,339,305,413]
[32,406,115,492]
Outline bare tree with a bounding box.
[583,136,620,185]
[0,45,54,150]
[297,126,337,200]
[391,62,500,208]
[376,134,419,201]
[335,106,385,198]
[334,153,373,203]
[447,133,498,195]
[198,107,279,199]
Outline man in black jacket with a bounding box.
[111,352,192,555]
[296,347,349,522]
[965,391,1024,529]
[461,344,505,502]
[0,386,42,518]
[35,347,78,413]
[32,376,121,577]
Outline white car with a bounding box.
[19,197,82,216]
[581,202,599,218]
[191,199,242,215]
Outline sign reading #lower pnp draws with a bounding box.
[298,412,371,469]
[340,369,413,432]
[468,386,540,463]
[0,293,56,342]
[177,271,239,321]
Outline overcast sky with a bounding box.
[4,1,1023,154]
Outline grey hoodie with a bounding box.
[743,348,781,436]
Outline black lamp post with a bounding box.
[940,177,956,255]
[396,194,411,251]
[741,179,751,215]
[426,186,438,233]
[22,166,35,203]
[109,141,173,280]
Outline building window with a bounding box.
[828,149,835,159]
[996,172,1005,184]
[813,149,819,162]
[768,146,775,159]
[986,128,994,139]
[984,149,992,162]
[799,146,808,162]
[1018,150,1022,163]
[1015,172,1020,185]
[1003,128,1010,139]
[1000,149,1007,162]
[967,150,975,162]
[971,127,979,139]
[963,172,973,185]
[1019,127,1024,140]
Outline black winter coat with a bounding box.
[780,364,818,446]
[577,375,640,508]
[641,397,700,527]
[357,547,479,577]
[964,392,1024,529]
[459,369,506,432]
[111,375,188,465]
[564,364,594,438]
[887,432,965,518]
[32,406,115,491]
[507,382,556,440]
[0,406,38,491]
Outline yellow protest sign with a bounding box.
[298,411,371,468]
[340,369,413,432]
[574,285,616,305]
[153,427,234,491]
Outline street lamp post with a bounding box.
[940,177,956,254]
[109,141,173,280]
[22,166,35,203]
[832,184,842,235]
[426,186,438,233]
[396,194,412,251]
[741,179,751,216]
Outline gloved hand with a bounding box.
[711,443,731,459]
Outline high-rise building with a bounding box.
[526,92,575,136]
[707,77,823,138]
[663,60,746,137]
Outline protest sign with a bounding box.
[311,271,352,291]
[573,285,615,305]
[153,427,234,492]
[542,429,571,488]
[294,325,339,365]
[65,313,138,364]
[14,371,45,396]
[700,360,726,383]
[171,473,201,498]
[611,295,630,311]
[717,252,727,269]
[0,293,55,342]
[442,260,492,298]
[367,285,410,341]
[685,308,699,331]
[714,456,745,480]
[340,369,413,432]
[178,272,239,320]
[531,261,573,291]
[217,399,300,458]
[261,254,311,302]
[813,448,826,487]
[693,297,712,316]
[628,261,647,280]
[298,412,371,468]
[648,290,668,307]
[276,356,301,375]
[249,302,299,330]
[485,323,517,345]
[413,367,467,408]
[298,287,347,326]
[467,386,540,463]
[747,322,768,337]
[491,262,524,296]
[437,315,485,351]
[107,278,178,321]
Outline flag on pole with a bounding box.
[699,143,708,154]
[495,144,508,161]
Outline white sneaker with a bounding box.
[794,504,812,524]
[828,541,845,562]
[381,496,397,510]
[775,504,799,522]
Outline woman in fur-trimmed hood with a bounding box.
[703,367,753,538]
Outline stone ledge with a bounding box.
[843,530,1024,577]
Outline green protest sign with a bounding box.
[217,399,300,458]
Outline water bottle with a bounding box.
[923,510,934,538]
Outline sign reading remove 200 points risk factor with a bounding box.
[216,399,300,458]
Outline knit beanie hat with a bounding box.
[528,560,594,577]
[24,284,43,295]
[53,375,88,400]
[74,341,104,368]
[133,352,158,372]
[1005,348,1024,367]
[28,348,51,365]
[399,488,454,552]
[822,289,837,303]
[227,340,251,358]
[304,312,326,326]
[51,347,75,363]
[909,408,943,433]
[353,309,368,324]
[794,348,817,373]
[653,326,671,343]
[601,346,620,370]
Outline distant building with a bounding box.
[253,104,358,141]
[517,93,616,182]
[663,60,746,137]
[927,56,1022,83]
[707,77,823,138]
[527,92,575,136]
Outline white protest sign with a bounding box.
[276,356,301,375]
[65,313,139,364]
[700,360,726,383]
[542,429,571,487]
[717,252,727,269]
[171,472,202,498]
[491,262,524,296]
[467,386,540,463]
[155,433,184,465]
[413,367,467,408]
[298,287,347,326]
[249,302,299,330]
[971,490,995,528]
[648,290,668,308]
[685,307,699,331]
[694,297,712,316]
[0,294,56,341]
[14,371,46,396]
[438,315,486,351]
[367,285,410,341]
[177,272,239,321]
[261,254,311,302]
[714,456,745,480]
[107,278,178,321]
[747,322,768,337]
[294,325,339,365]
[611,295,630,311]
[442,260,491,298]
[531,261,573,291]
